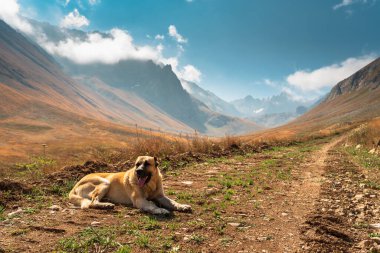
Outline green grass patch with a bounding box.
[0,205,5,221]
[57,227,121,253]
[345,147,380,169]
[50,180,76,197]
[135,233,150,248]
[15,156,56,178]
[189,234,205,244]
[139,216,161,231]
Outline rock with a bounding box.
[357,204,366,211]
[91,221,101,226]
[183,235,191,242]
[228,222,241,227]
[356,144,362,149]
[370,223,380,229]
[369,148,376,154]
[354,194,364,201]
[357,239,372,248]
[281,212,288,216]
[371,237,380,244]
[257,236,268,242]
[181,181,193,186]
[49,205,62,211]
[205,188,218,196]
[8,208,23,217]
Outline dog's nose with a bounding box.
[136,168,144,176]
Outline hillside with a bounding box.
[248,57,380,139]
[0,20,190,132]
[0,19,195,164]
[293,57,380,129]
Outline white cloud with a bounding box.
[0,0,33,34]
[160,58,201,83]
[263,79,279,88]
[1,0,201,83]
[286,55,375,91]
[333,0,354,9]
[88,0,100,5]
[64,0,70,7]
[180,65,202,83]
[42,29,162,64]
[155,34,164,40]
[60,9,89,28]
[168,25,187,44]
[333,0,375,10]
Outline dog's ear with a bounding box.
[154,156,159,167]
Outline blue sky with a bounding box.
[8,0,380,100]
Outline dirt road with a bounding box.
[1,136,379,252]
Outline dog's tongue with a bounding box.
[138,176,148,187]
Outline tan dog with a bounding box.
[69,156,192,215]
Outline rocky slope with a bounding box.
[0,20,190,133]
[181,80,242,117]
[326,57,380,101]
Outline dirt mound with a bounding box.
[0,179,32,207]
[48,160,123,182]
[299,145,380,252]
[300,214,354,252]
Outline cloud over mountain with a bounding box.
[0,0,33,34]
[286,55,376,91]
[60,9,89,28]
[42,29,162,64]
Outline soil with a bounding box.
[1,135,379,252]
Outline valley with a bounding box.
[0,1,380,252]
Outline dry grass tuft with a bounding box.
[348,118,380,148]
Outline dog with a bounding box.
[68,156,192,215]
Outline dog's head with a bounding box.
[134,156,158,187]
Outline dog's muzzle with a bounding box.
[136,166,151,187]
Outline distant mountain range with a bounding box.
[182,80,315,127]
[181,80,242,117]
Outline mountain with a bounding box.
[254,57,380,138]
[180,80,314,127]
[232,92,311,117]
[0,20,191,132]
[62,59,260,135]
[0,19,260,143]
[294,57,380,128]
[181,80,242,117]
[36,24,261,135]
[231,92,314,127]
[326,57,380,101]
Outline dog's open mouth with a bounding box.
[137,176,148,187]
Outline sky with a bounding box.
[1,0,380,101]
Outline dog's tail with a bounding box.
[69,188,91,209]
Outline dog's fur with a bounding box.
[69,156,192,214]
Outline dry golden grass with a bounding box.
[347,117,380,148]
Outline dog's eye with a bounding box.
[136,162,142,167]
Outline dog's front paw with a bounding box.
[177,204,192,213]
[152,208,170,215]
[102,203,115,209]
